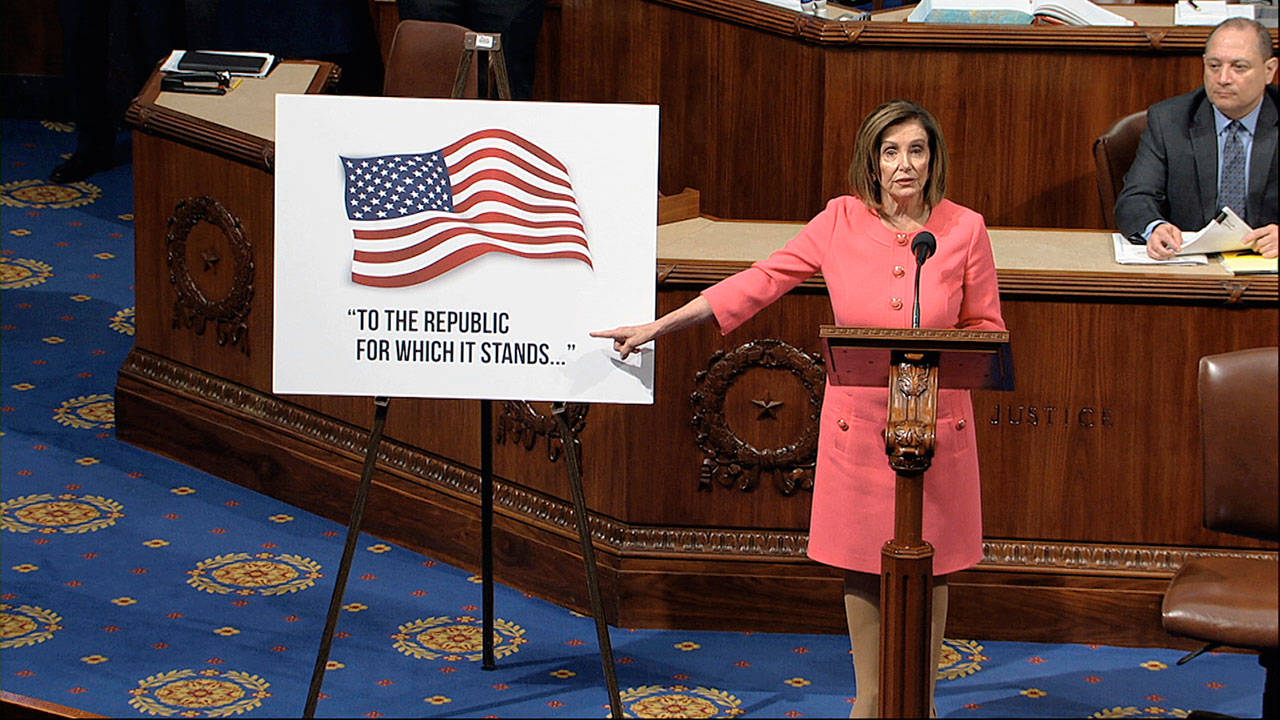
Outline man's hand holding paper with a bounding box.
[1170,206,1253,255]
[1241,223,1278,258]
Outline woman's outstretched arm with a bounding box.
[590,295,714,359]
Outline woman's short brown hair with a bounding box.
[848,99,949,210]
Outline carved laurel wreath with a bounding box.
[495,402,589,462]
[690,339,825,495]
[165,195,254,354]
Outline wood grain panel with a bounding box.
[976,298,1279,547]
[822,48,1203,229]
[543,0,1270,227]
[0,0,61,76]
[131,133,275,390]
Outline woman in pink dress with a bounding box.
[593,99,1005,717]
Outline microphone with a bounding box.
[910,231,936,329]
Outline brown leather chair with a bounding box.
[1092,110,1148,230]
[1162,347,1279,718]
[382,20,478,99]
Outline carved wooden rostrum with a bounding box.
[880,350,940,718]
[820,325,1011,717]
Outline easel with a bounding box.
[303,33,623,719]
[820,326,1012,716]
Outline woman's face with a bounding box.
[877,120,930,207]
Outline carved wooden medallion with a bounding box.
[690,339,825,495]
[165,196,254,354]
[496,401,588,463]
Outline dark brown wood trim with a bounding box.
[658,260,1280,303]
[0,692,104,719]
[643,0,1277,51]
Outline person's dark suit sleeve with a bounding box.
[1114,115,1172,242]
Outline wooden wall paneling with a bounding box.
[0,0,61,76]
[949,569,1182,647]
[368,0,400,66]
[820,47,1205,230]
[617,556,845,633]
[542,0,1267,228]
[702,21,827,220]
[130,133,275,392]
[656,6,718,201]
[974,298,1279,548]
[534,0,562,100]
[556,0,661,103]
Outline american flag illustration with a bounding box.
[340,128,591,287]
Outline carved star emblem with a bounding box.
[200,250,220,272]
[752,394,785,420]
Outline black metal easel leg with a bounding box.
[551,402,623,718]
[481,399,496,670]
[303,396,391,718]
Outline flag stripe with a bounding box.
[354,235,590,276]
[452,189,579,217]
[353,211,584,241]
[440,128,568,174]
[449,168,576,205]
[353,201,584,233]
[446,147,571,191]
[353,244,592,288]
[355,227,588,263]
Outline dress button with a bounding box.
[895,235,908,246]
[892,265,905,278]
[956,418,967,430]
[837,419,849,431]
[890,298,903,310]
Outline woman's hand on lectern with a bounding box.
[591,295,715,360]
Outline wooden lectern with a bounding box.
[820,326,1012,716]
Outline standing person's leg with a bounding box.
[53,0,114,182]
[846,571,949,718]
[844,570,881,718]
[929,576,949,718]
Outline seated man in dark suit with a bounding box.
[1115,17,1278,260]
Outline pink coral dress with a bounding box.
[701,196,1005,575]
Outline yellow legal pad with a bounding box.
[1220,250,1279,275]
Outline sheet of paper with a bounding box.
[1173,0,1256,26]
[1177,207,1252,255]
[1112,233,1208,265]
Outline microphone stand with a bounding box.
[912,260,923,329]
[910,231,935,329]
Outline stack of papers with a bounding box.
[1112,207,1256,267]
[1112,234,1208,265]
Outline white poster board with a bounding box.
[273,95,657,403]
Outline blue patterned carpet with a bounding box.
[0,118,1267,718]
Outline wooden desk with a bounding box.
[538,0,1277,229]
[120,63,1276,647]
